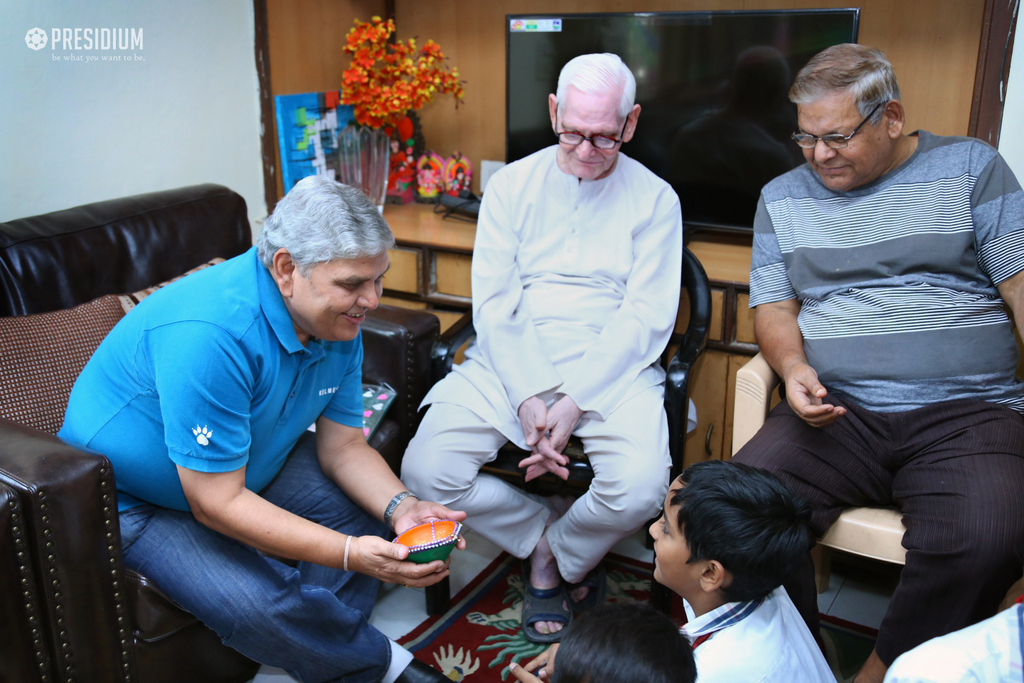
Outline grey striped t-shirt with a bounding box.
[750,131,1024,413]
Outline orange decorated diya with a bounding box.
[393,520,462,564]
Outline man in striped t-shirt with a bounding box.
[735,43,1024,683]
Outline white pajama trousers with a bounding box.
[400,387,671,583]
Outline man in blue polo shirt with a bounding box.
[59,176,462,683]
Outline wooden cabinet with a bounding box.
[383,247,420,294]
[682,350,762,469]
[682,233,758,462]
[379,204,475,331]
[684,350,730,466]
[435,252,472,298]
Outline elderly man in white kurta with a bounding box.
[402,53,682,641]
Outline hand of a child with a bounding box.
[519,643,559,681]
[508,662,542,683]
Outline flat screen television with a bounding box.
[506,10,860,235]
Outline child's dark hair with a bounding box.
[552,602,696,683]
[673,460,814,603]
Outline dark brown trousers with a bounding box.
[733,392,1024,665]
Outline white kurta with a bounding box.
[404,146,684,581]
[422,145,683,444]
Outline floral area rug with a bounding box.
[398,551,878,682]
[398,552,653,681]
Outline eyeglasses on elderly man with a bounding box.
[790,102,882,149]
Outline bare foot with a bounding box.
[528,535,567,635]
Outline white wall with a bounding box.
[0,0,266,229]
[999,29,1024,178]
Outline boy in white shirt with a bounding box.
[519,460,835,683]
[653,460,835,683]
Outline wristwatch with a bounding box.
[384,490,417,530]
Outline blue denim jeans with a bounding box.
[119,433,392,683]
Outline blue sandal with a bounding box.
[520,562,572,643]
[566,563,607,614]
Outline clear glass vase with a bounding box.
[336,124,391,213]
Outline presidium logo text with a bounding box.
[24,26,143,52]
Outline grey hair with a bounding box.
[256,175,395,276]
[789,44,901,125]
[556,53,636,120]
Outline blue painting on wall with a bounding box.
[274,90,355,193]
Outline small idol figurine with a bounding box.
[385,117,416,204]
[416,151,445,201]
[443,151,472,196]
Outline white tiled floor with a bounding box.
[818,553,901,631]
[251,532,898,682]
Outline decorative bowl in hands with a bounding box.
[393,520,462,564]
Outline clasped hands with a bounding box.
[346,499,467,588]
[517,395,583,481]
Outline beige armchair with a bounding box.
[733,353,1024,607]
[733,353,907,593]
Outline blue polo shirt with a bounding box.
[58,248,365,512]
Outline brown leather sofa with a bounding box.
[0,185,439,683]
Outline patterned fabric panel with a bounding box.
[0,295,126,434]
[117,258,224,314]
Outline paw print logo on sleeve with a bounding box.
[192,425,213,446]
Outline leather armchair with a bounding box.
[0,185,440,682]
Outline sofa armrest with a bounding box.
[0,480,54,682]
[361,305,440,465]
[731,352,780,455]
[0,418,133,683]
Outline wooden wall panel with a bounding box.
[266,0,386,201]
[395,0,986,193]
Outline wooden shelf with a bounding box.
[686,232,752,286]
[383,203,476,253]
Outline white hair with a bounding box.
[556,53,636,120]
[256,175,394,276]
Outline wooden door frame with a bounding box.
[969,0,1019,145]
[253,0,277,214]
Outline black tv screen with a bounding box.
[506,10,859,235]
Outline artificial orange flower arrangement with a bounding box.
[341,17,464,129]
